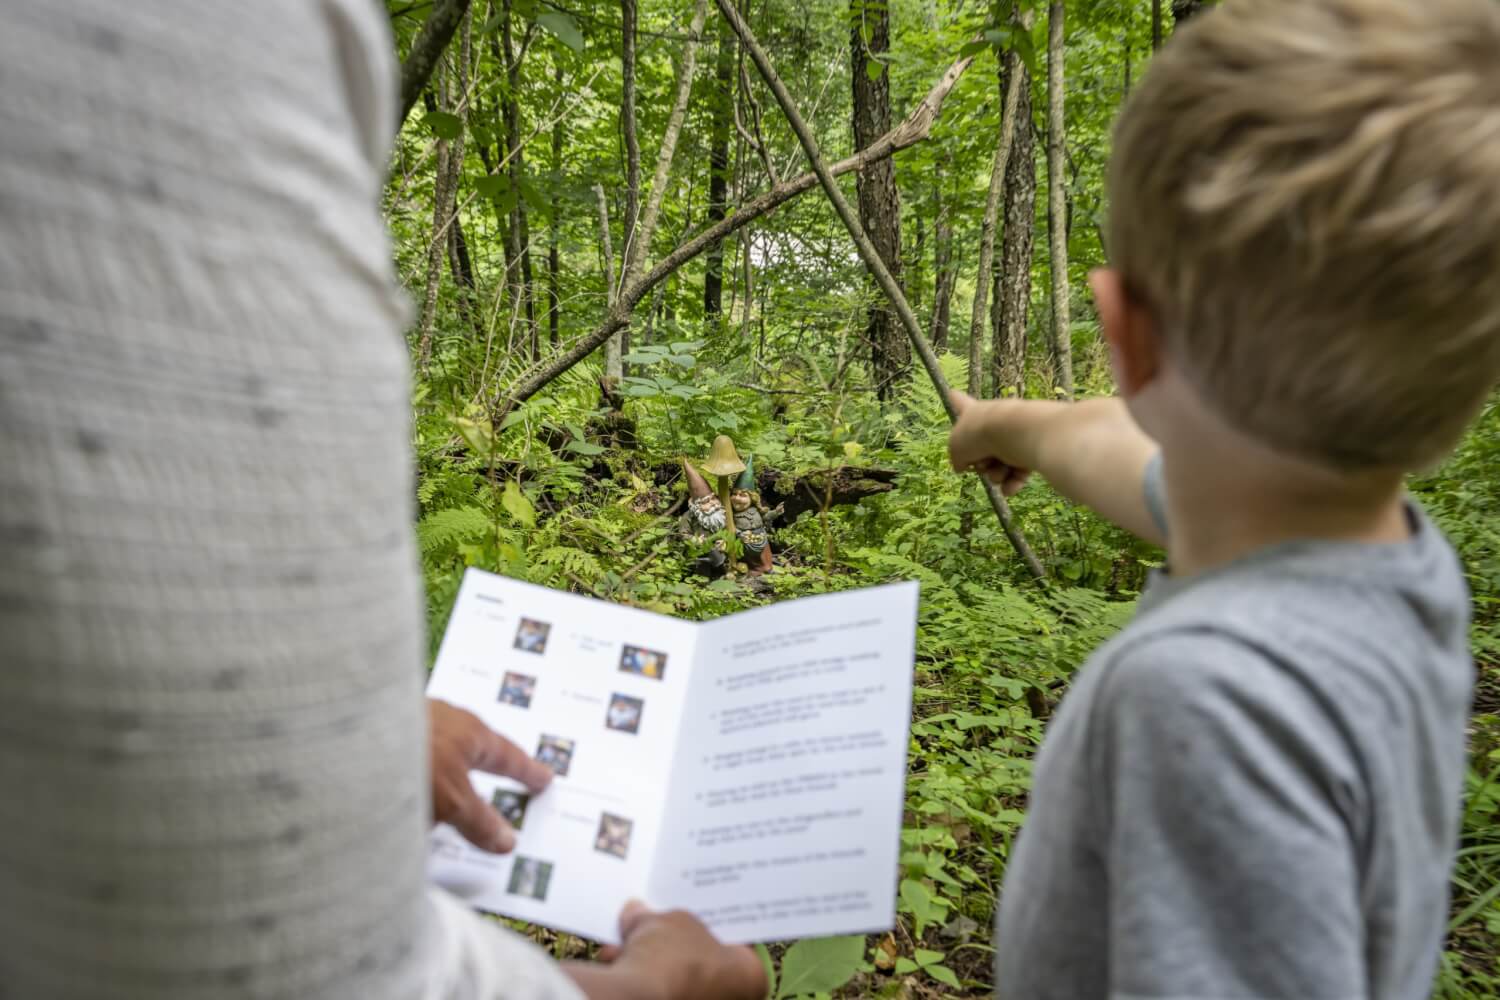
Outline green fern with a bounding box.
[417,506,492,562]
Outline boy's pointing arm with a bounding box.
[948,394,1166,547]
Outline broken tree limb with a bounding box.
[398,0,472,128]
[716,0,1047,582]
[492,52,975,420]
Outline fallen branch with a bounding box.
[717,0,1047,581]
[398,0,472,127]
[492,51,976,420]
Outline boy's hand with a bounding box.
[427,699,552,853]
[948,391,1034,497]
[570,902,767,1000]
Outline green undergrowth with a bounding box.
[415,367,1499,997]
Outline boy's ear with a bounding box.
[1090,268,1161,397]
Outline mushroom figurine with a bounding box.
[700,435,747,528]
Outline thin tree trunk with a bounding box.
[608,0,640,387]
[625,0,709,288]
[994,74,1035,398]
[497,0,538,361]
[719,0,1046,580]
[448,18,481,340]
[850,0,909,400]
[596,184,621,380]
[497,53,975,416]
[967,14,1032,398]
[548,64,563,349]
[704,19,736,319]
[1152,0,1163,51]
[909,205,925,314]
[398,0,473,127]
[1046,1,1073,399]
[929,194,953,353]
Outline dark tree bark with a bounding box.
[1045,0,1073,399]
[616,0,641,379]
[398,0,473,127]
[1152,0,1163,50]
[993,73,1036,398]
[929,194,953,353]
[704,20,736,319]
[850,0,909,400]
[548,64,563,349]
[497,0,537,360]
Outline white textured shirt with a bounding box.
[0,3,584,998]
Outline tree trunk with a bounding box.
[993,73,1035,398]
[596,184,621,381]
[548,64,562,349]
[1045,0,1073,399]
[496,1,538,360]
[625,0,709,287]
[967,14,1031,398]
[704,19,736,319]
[850,0,909,400]
[606,0,641,388]
[929,194,953,353]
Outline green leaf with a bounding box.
[775,935,865,999]
[865,58,885,82]
[475,174,509,199]
[423,111,463,140]
[754,943,777,999]
[668,354,697,368]
[913,948,945,966]
[622,351,662,365]
[928,964,962,988]
[563,440,607,456]
[501,480,536,529]
[537,10,584,52]
[622,384,661,397]
[893,957,919,975]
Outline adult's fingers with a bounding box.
[617,898,654,941]
[446,777,517,854]
[465,716,554,793]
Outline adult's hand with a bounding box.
[566,901,767,1000]
[428,699,552,853]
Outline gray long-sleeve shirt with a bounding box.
[0,3,581,997]
[995,460,1473,999]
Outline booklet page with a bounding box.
[425,568,700,943]
[648,582,919,944]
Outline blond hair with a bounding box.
[1109,0,1500,469]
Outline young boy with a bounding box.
[949,1,1500,996]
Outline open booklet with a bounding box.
[425,567,919,945]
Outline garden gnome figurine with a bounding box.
[730,456,781,574]
[701,435,747,521]
[679,458,728,576]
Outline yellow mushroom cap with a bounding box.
[701,434,746,477]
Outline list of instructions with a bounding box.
[649,582,919,944]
